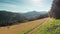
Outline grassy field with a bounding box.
[0,18,48,34]
[35,18,60,34]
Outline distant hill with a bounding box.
[21,11,48,20]
[0,10,27,26]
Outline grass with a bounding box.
[20,23,42,34]
[0,21,41,34]
[0,18,50,34]
[19,19,46,34]
[35,18,60,34]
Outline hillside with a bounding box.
[22,11,48,20]
[35,18,60,34]
[0,18,49,34]
[0,10,27,26]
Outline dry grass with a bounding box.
[0,18,49,34]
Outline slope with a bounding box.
[0,18,49,34]
[0,10,27,26]
[35,18,60,34]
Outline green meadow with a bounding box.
[35,18,60,34]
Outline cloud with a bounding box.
[0,0,23,6]
[0,3,18,8]
[0,0,53,13]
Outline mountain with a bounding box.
[0,10,27,26]
[21,11,48,20]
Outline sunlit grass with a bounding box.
[35,18,60,34]
[20,23,41,34]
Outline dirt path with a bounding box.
[27,18,50,34]
[0,18,49,34]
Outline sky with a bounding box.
[0,0,53,13]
